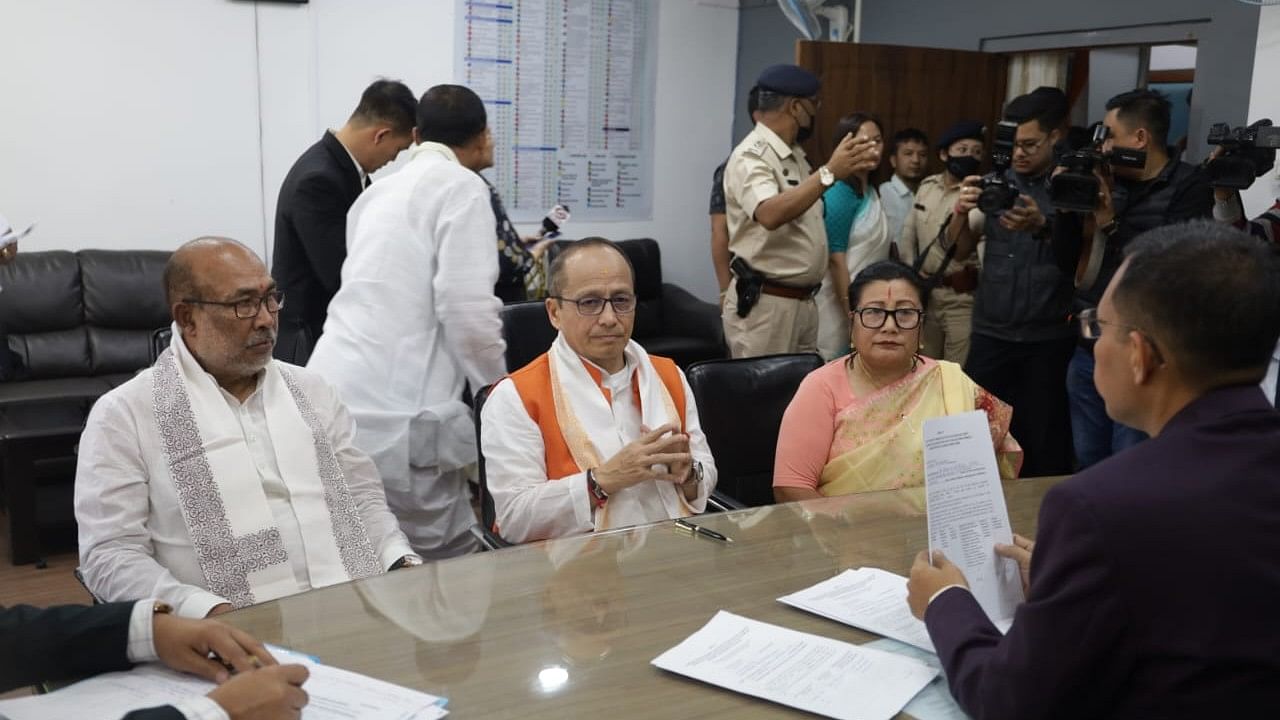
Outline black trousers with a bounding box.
[965,332,1075,477]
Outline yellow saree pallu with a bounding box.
[818,359,1022,502]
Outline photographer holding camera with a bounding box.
[947,87,1075,477]
[1207,121,1280,407]
[1053,89,1213,468]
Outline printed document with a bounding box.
[779,567,934,652]
[923,410,1023,629]
[652,610,936,720]
[863,639,971,720]
[0,646,448,720]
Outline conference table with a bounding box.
[225,477,1063,719]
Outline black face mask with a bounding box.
[945,155,980,179]
[793,104,814,144]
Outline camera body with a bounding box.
[1049,123,1147,212]
[1205,119,1279,189]
[977,120,1021,215]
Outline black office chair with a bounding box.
[149,326,172,363]
[469,384,513,551]
[543,238,726,368]
[685,353,824,507]
[500,301,557,372]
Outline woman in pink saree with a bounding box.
[774,261,1022,504]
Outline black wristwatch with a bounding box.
[587,468,609,508]
[1099,218,1121,237]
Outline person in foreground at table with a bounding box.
[774,261,1021,503]
[76,238,420,619]
[1,600,307,719]
[480,238,717,543]
[308,84,507,559]
[906,220,1280,718]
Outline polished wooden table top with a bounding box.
[226,477,1063,719]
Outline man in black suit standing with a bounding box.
[1,600,308,718]
[272,79,416,364]
[906,220,1280,719]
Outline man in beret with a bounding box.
[720,64,878,358]
[898,121,986,364]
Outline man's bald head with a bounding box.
[164,237,263,310]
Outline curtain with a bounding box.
[1006,51,1071,99]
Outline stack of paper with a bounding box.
[0,646,448,720]
[652,610,937,720]
[778,567,934,652]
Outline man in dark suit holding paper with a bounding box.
[272,79,416,364]
[906,220,1280,718]
[1,601,308,719]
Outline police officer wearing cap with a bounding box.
[722,64,878,358]
[898,121,986,364]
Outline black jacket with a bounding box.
[271,131,366,364]
[1053,158,1213,311]
[972,168,1075,344]
[1,602,184,719]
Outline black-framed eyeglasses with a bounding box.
[552,294,636,317]
[1077,308,1165,361]
[851,307,923,330]
[184,290,285,319]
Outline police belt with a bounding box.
[760,280,821,300]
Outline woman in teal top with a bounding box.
[816,113,893,359]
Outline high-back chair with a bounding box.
[685,353,824,507]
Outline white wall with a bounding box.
[1243,5,1280,217]
[0,0,738,300]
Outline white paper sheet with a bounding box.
[651,610,937,720]
[0,646,448,720]
[863,639,972,720]
[923,411,1024,629]
[779,567,935,652]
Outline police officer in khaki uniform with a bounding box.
[722,64,876,358]
[898,121,986,364]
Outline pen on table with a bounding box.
[674,517,733,543]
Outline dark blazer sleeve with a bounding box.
[288,171,354,296]
[0,602,135,693]
[923,485,1135,720]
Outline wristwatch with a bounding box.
[389,555,424,571]
[683,461,705,488]
[818,165,835,187]
[152,601,173,615]
[587,468,609,508]
[1099,218,1120,237]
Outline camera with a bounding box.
[1204,119,1279,189]
[1049,123,1147,212]
[977,120,1021,215]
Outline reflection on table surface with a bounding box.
[225,477,1064,719]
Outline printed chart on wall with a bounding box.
[456,0,658,222]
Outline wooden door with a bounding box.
[796,42,1009,177]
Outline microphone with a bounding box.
[538,205,571,239]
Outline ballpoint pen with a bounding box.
[674,517,734,543]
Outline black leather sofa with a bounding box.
[0,249,170,564]
[528,238,726,369]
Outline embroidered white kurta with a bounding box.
[307,142,507,557]
[75,358,414,618]
[481,339,717,543]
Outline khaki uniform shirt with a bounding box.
[898,172,982,276]
[724,123,827,286]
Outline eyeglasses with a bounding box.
[184,291,285,319]
[851,307,923,330]
[1077,308,1165,361]
[552,294,637,317]
[1013,136,1048,155]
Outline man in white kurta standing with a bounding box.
[480,239,717,543]
[308,84,507,559]
[76,238,420,619]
